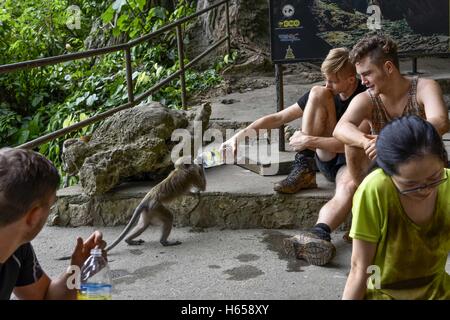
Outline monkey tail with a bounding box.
[54,199,149,260]
[105,200,148,252]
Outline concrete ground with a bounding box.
[35,226,351,300]
[32,226,450,300]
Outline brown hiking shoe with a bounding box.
[283,232,336,266]
[274,153,317,194]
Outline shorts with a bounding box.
[315,153,346,183]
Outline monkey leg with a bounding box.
[125,214,151,246]
[157,205,181,246]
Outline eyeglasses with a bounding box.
[393,170,448,195]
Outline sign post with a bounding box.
[275,64,285,152]
[269,0,331,152]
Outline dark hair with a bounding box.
[350,34,399,70]
[376,116,447,176]
[0,148,60,226]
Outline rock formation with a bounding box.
[62,102,211,196]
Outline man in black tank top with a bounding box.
[221,48,366,265]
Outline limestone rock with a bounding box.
[62,102,211,196]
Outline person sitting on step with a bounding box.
[343,116,450,299]
[220,47,367,265]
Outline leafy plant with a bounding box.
[0,0,235,186]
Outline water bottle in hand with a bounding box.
[78,248,112,300]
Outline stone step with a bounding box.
[52,133,450,230]
[50,163,338,230]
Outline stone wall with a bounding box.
[49,186,331,230]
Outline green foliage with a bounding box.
[0,0,235,186]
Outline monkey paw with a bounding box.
[126,239,145,246]
[161,240,182,246]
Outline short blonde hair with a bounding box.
[321,48,356,79]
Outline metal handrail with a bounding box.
[2,0,231,149]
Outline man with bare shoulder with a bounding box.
[334,34,449,185]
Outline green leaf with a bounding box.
[112,27,121,37]
[117,14,129,30]
[39,143,49,155]
[136,0,146,11]
[17,130,30,145]
[63,115,74,128]
[101,6,115,24]
[152,7,166,20]
[28,115,40,135]
[79,113,89,121]
[31,95,43,107]
[136,72,151,87]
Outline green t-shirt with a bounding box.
[350,168,450,300]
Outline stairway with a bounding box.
[51,57,450,229]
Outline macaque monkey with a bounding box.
[105,155,206,252]
[57,155,206,260]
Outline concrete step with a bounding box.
[52,131,450,231]
[50,163,338,230]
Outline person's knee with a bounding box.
[342,179,358,195]
[337,174,358,196]
[310,86,333,102]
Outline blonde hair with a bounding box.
[321,48,356,79]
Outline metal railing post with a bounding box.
[275,64,285,152]
[176,25,187,110]
[125,48,134,103]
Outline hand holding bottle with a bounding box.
[70,230,107,268]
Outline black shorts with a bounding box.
[315,153,346,183]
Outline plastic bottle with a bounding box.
[200,148,225,168]
[77,248,112,300]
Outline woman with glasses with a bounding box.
[343,115,450,299]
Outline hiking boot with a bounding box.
[283,232,336,266]
[274,153,317,194]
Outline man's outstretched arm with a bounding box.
[220,103,303,157]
